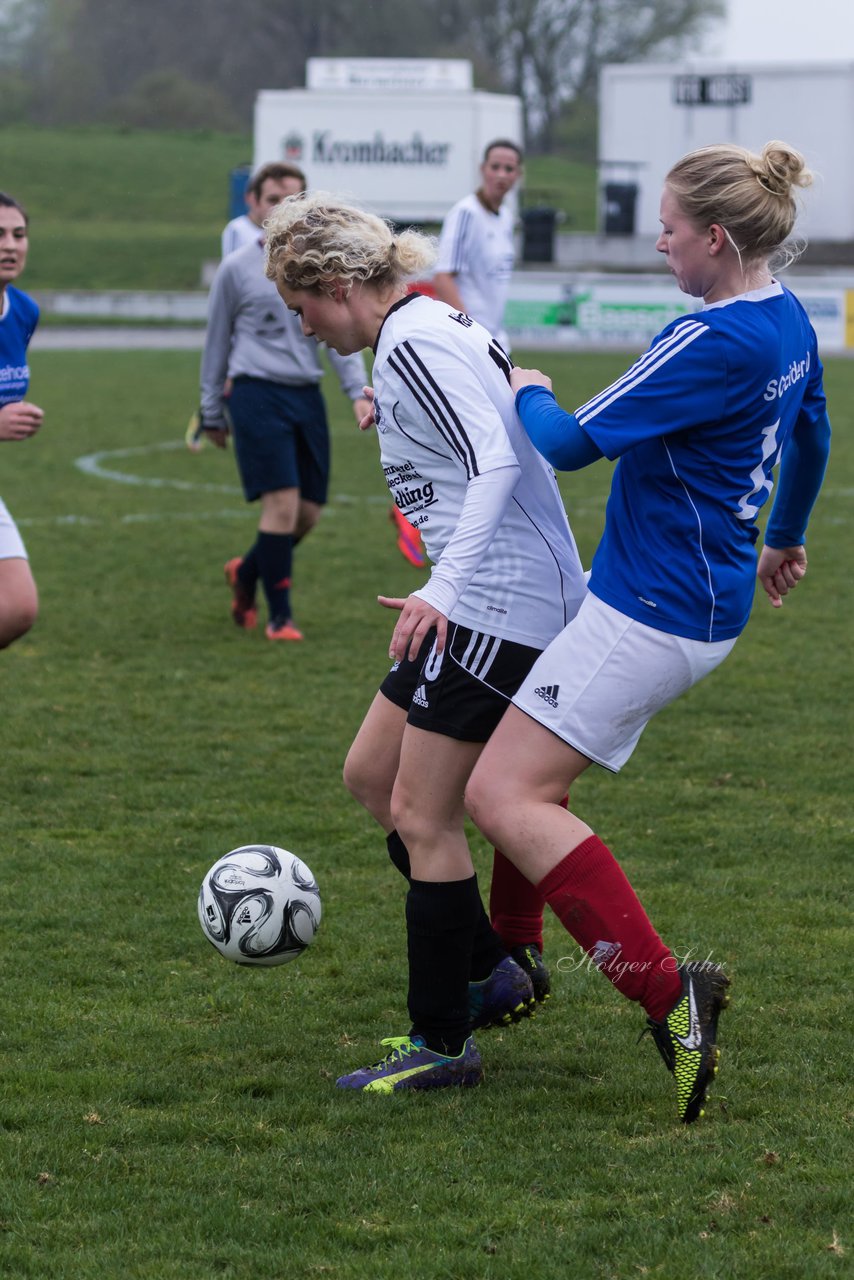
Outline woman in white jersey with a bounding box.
[466,142,831,1124]
[432,138,522,352]
[264,192,587,1092]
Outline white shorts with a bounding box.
[512,593,736,772]
[0,496,28,561]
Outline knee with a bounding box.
[388,787,420,848]
[342,749,391,825]
[0,578,38,649]
[261,488,299,534]
[389,781,445,852]
[296,506,321,540]
[342,749,368,805]
[464,764,504,841]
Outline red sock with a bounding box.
[489,796,570,954]
[538,834,681,1021]
[490,850,545,952]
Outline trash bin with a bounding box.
[228,165,252,220]
[603,182,638,236]
[521,207,557,264]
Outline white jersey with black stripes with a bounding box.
[372,292,586,649]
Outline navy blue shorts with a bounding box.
[227,376,330,504]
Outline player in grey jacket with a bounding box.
[199,206,370,641]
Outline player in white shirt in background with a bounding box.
[432,139,523,354]
[264,192,587,1092]
[389,143,523,583]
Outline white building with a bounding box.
[254,59,523,223]
[599,61,854,241]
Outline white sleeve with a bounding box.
[434,203,468,276]
[221,221,238,258]
[412,464,520,617]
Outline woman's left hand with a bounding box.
[757,544,807,607]
[378,593,447,661]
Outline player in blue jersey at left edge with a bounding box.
[0,192,42,649]
[467,140,832,1124]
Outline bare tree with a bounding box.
[5,0,723,141]
[466,0,723,149]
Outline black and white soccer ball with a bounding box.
[197,844,321,966]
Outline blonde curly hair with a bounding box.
[665,140,813,269]
[264,191,437,296]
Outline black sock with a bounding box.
[406,876,480,1056]
[387,830,506,983]
[257,530,294,621]
[238,544,259,591]
[468,898,509,983]
[386,829,411,877]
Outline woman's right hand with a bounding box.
[357,386,375,432]
[0,400,43,441]
[378,593,447,662]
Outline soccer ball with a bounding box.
[197,844,321,966]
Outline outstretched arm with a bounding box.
[512,376,603,471]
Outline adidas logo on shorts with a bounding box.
[534,684,559,708]
[412,684,429,708]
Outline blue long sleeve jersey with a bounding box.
[515,281,830,643]
[0,285,39,406]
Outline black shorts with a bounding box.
[380,622,542,743]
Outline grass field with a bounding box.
[1,346,850,1279]
[0,126,252,291]
[0,125,598,292]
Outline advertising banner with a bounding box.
[504,274,849,353]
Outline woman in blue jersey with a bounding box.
[0,192,42,649]
[264,192,588,1093]
[467,141,831,1124]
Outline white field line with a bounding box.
[28,438,845,531]
[75,440,241,494]
[2,438,385,526]
[72,438,389,505]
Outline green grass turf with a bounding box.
[1,125,252,290]
[1,124,598,292]
[0,348,850,1278]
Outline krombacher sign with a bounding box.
[311,130,451,165]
